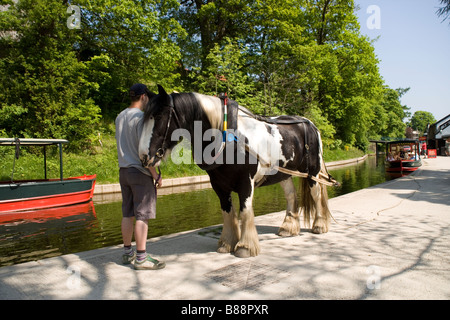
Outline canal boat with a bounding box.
[0,138,96,213]
[385,139,422,174]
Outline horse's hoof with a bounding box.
[217,245,231,254]
[234,248,251,258]
[277,228,298,237]
[278,230,291,237]
[312,226,328,234]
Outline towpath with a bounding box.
[0,157,448,301]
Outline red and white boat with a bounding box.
[385,139,422,174]
[0,138,96,213]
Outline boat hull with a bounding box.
[0,175,96,212]
[385,160,421,173]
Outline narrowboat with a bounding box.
[0,138,96,212]
[385,139,422,174]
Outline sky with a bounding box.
[354,0,450,123]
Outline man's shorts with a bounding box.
[119,167,156,221]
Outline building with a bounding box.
[427,114,450,156]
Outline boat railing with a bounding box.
[0,138,69,182]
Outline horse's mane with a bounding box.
[143,92,198,119]
[173,92,205,125]
[191,93,223,130]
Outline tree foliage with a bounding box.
[0,0,101,150]
[409,111,436,135]
[178,0,411,149]
[76,0,185,116]
[436,0,450,23]
[0,0,182,150]
[0,0,424,152]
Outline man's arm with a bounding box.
[148,166,162,188]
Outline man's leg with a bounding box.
[121,217,134,247]
[133,218,165,269]
[134,219,148,252]
[128,168,165,269]
[120,168,137,263]
[121,217,136,264]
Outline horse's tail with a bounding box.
[299,178,314,228]
[299,161,332,230]
[298,120,332,231]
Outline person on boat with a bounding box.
[387,152,395,161]
[115,83,165,270]
[390,151,400,161]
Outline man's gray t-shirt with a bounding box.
[115,107,150,176]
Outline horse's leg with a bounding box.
[278,177,300,237]
[309,181,331,234]
[214,188,240,254]
[218,205,240,254]
[234,178,260,258]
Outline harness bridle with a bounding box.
[150,94,180,167]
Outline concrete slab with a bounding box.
[0,157,449,301]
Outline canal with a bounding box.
[0,155,392,267]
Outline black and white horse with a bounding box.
[139,85,334,258]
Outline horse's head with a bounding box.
[139,85,180,168]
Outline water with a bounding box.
[0,155,391,267]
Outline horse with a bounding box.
[139,85,336,258]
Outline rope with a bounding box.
[273,165,338,186]
[244,144,339,187]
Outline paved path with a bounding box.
[0,157,449,301]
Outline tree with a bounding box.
[298,0,385,149]
[0,0,101,150]
[175,0,395,150]
[176,0,253,71]
[76,0,185,117]
[0,0,184,151]
[193,38,261,109]
[409,111,436,135]
[1,0,410,153]
[373,87,410,140]
[436,0,450,23]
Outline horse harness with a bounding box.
[149,93,337,187]
[217,95,337,186]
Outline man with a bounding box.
[115,83,165,270]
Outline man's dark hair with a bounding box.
[129,83,148,102]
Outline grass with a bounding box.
[1,132,365,185]
[322,146,365,162]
